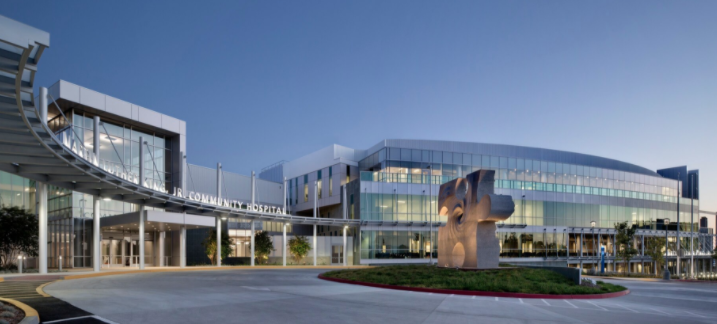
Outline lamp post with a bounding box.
[676,173,681,277]
[690,173,695,279]
[591,221,596,259]
[664,218,671,280]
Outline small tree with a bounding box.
[644,236,666,274]
[288,236,311,264]
[0,206,39,268]
[201,229,233,265]
[615,221,638,274]
[252,231,274,265]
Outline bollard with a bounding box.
[59,255,62,272]
[18,255,22,273]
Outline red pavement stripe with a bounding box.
[318,274,630,300]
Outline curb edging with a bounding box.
[0,297,39,324]
[318,274,630,299]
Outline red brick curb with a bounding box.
[318,274,630,299]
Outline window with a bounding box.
[318,170,322,199]
[304,175,308,202]
[329,167,333,197]
[346,165,350,184]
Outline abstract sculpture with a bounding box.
[437,170,515,269]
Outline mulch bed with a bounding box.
[0,301,25,324]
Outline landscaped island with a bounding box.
[322,265,626,295]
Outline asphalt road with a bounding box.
[44,269,717,324]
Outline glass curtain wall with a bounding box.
[0,171,36,213]
[69,111,172,191]
[360,230,436,259]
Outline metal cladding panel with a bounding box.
[0,14,50,48]
[105,95,132,119]
[372,139,658,176]
[258,164,284,183]
[186,164,216,195]
[46,80,185,136]
[186,164,282,206]
[79,87,105,111]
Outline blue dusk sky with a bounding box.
[4,1,716,211]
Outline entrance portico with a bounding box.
[99,210,215,268]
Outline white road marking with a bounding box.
[44,316,118,324]
[541,299,550,306]
[586,301,608,311]
[614,304,639,313]
[684,311,705,318]
[471,296,475,299]
[650,308,672,316]
[519,298,524,304]
[494,297,498,301]
[241,286,270,291]
[563,300,578,309]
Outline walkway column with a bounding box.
[37,87,48,274]
[580,230,583,257]
[216,217,222,267]
[139,205,145,269]
[38,182,47,273]
[283,223,287,266]
[343,225,347,266]
[93,198,100,271]
[92,115,101,272]
[313,181,317,266]
[216,163,222,267]
[250,221,255,267]
[158,232,165,267]
[180,224,186,268]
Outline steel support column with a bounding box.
[93,197,100,272]
[283,224,287,266]
[250,221,255,267]
[139,205,145,270]
[180,224,186,268]
[38,87,48,274]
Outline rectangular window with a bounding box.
[318,180,322,199]
[318,170,322,199]
[329,167,333,197]
[346,165,350,184]
[304,175,308,202]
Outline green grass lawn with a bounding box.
[323,265,626,295]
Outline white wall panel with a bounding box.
[105,96,132,119]
[79,87,105,111]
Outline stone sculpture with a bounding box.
[437,170,515,269]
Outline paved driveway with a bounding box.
[44,269,717,324]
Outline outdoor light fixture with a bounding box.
[221,217,227,220]
[103,197,111,201]
[591,221,596,228]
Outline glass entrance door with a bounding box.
[101,239,124,267]
[331,245,344,265]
